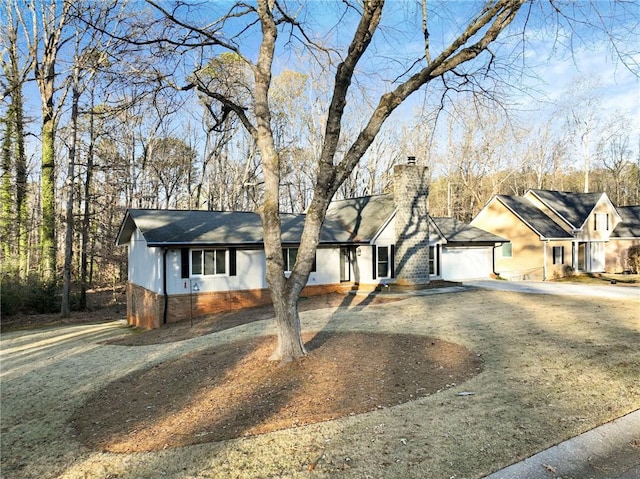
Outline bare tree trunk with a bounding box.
[62,66,81,317]
[80,88,95,310]
[2,0,29,277]
[15,82,28,279]
[254,0,307,362]
[21,0,72,281]
[41,104,57,280]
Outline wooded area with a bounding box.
[1,1,638,331]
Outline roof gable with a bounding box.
[526,189,610,230]
[496,195,572,239]
[324,194,396,242]
[611,206,640,238]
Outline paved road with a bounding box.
[465,279,640,300]
[483,410,640,479]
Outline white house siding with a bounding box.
[163,246,343,296]
[128,229,163,293]
[441,246,493,281]
[376,216,396,244]
[308,248,342,286]
[355,245,374,284]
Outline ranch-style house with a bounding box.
[116,160,506,329]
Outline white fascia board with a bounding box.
[428,216,448,244]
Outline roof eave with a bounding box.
[115,210,135,246]
[497,197,547,238]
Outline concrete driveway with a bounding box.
[465,279,640,300]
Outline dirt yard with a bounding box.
[1,286,639,479]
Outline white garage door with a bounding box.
[441,247,492,281]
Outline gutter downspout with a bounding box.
[163,248,168,325]
[543,240,548,281]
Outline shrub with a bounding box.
[1,275,62,316]
[1,278,22,316]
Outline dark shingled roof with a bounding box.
[116,203,383,247]
[611,206,640,238]
[116,194,507,247]
[118,209,270,246]
[497,195,572,239]
[528,189,605,229]
[324,195,396,242]
[431,217,507,244]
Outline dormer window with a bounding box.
[594,213,609,231]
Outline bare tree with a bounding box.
[561,77,602,193]
[136,0,635,363]
[596,113,634,206]
[1,1,31,278]
[146,137,197,208]
[18,0,73,280]
[136,0,526,362]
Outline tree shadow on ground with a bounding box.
[105,292,403,346]
[70,331,482,453]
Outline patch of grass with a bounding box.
[1,290,639,479]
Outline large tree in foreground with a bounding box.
[143,0,633,362]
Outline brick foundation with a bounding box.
[127,283,164,329]
[127,282,355,329]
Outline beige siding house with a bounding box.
[606,206,640,273]
[471,189,639,280]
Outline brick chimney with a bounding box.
[393,156,430,285]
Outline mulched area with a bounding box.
[71,331,483,452]
[8,283,483,454]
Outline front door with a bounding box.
[340,247,351,282]
[577,242,587,272]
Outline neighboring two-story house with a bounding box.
[471,189,640,280]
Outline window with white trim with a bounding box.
[501,243,512,258]
[552,246,564,265]
[191,249,226,276]
[594,213,609,231]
